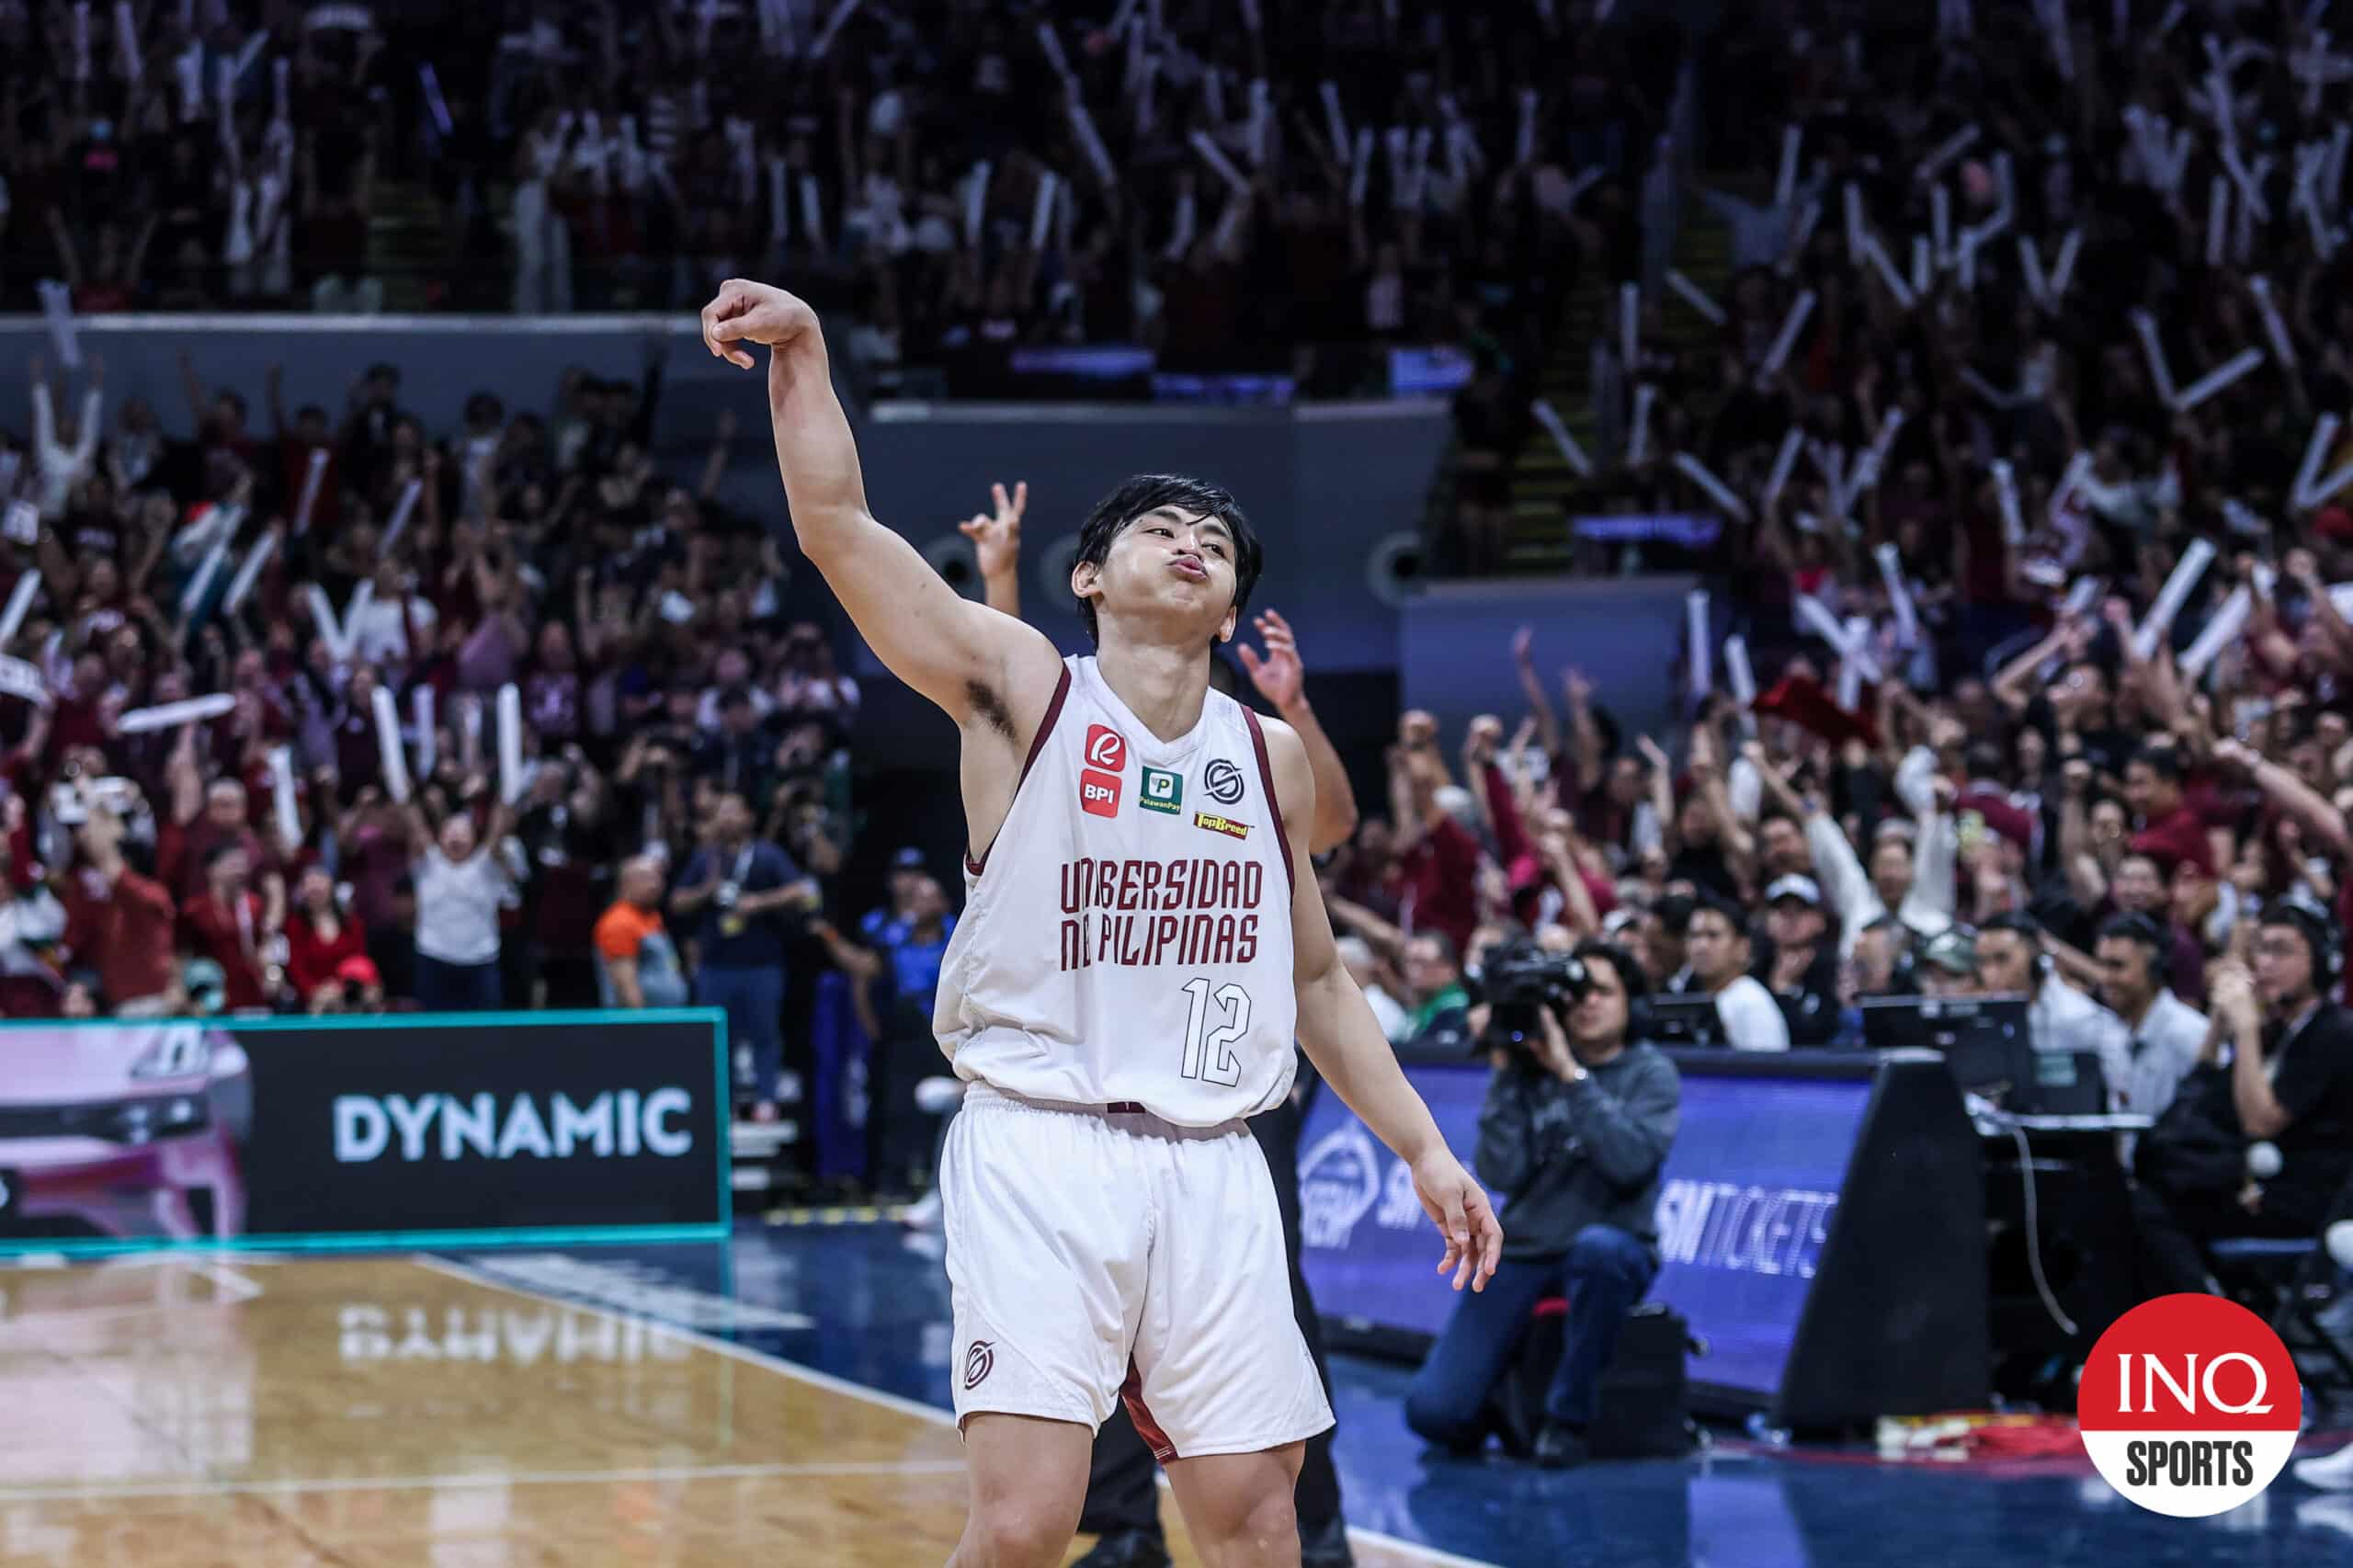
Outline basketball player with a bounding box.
[699,278,1502,1568]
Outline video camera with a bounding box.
[1478,937,1595,1061]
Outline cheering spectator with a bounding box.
[60,790,176,1015]
[401,784,514,1013]
[284,864,367,1014]
[595,855,690,1010]
[182,842,278,1015]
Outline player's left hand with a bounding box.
[1411,1145,1503,1293]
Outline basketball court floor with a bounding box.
[5,1227,2352,1567]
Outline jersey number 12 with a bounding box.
[1178,977,1251,1087]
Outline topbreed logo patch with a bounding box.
[2079,1293,2301,1517]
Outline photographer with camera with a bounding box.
[1404,939,1681,1469]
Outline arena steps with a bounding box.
[368,181,452,312]
[1499,204,1735,571]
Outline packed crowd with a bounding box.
[0,343,907,1123]
[1466,0,2353,603]
[0,1,1671,393]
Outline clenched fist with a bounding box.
[699,279,822,369]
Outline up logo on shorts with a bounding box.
[964,1340,995,1390]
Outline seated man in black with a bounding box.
[2134,903,2353,1296]
[1402,940,1681,1467]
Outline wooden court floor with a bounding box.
[0,1255,1470,1568]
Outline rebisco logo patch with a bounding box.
[1193,812,1250,841]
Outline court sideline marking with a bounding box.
[0,1460,971,1505]
[0,1257,264,1332]
[416,1255,1504,1568]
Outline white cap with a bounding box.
[1765,874,1824,907]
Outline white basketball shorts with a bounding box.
[941,1084,1334,1460]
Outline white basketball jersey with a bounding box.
[933,656,1299,1125]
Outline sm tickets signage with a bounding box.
[240,1011,728,1239]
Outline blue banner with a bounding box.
[1298,1059,1871,1398]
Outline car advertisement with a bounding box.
[0,1010,727,1250]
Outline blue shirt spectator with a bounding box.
[673,795,813,971]
[864,874,957,1018]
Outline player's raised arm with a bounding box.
[1266,718,1503,1292]
[699,280,1057,723]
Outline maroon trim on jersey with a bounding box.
[966,664,1074,877]
[1243,705,1296,900]
[1120,1358,1179,1462]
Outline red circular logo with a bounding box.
[2078,1294,2300,1517]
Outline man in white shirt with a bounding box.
[1976,913,2132,1092]
[2095,911,2208,1121]
[1683,900,1790,1051]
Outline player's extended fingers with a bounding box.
[1471,1192,1504,1291]
[1234,643,1265,676]
[991,482,1009,517]
[1258,607,1293,639]
[1439,1181,1472,1290]
[1012,480,1028,516]
[1435,1233,1463,1281]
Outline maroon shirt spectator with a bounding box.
[182,842,275,1011]
[2125,748,2214,879]
[341,814,413,934]
[1399,808,1482,958]
[166,778,272,905]
[61,808,176,1009]
[284,865,368,1006]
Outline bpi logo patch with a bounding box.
[1080,770,1123,817]
[964,1341,995,1390]
[1085,724,1129,771]
[1204,757,1245,804]
[2078,1293,2300,1517]
[1141,765,1183,814]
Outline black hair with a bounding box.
[2097,911,2166,953]
[2130,744,2186,782]
[1981,911,2043,942]
[1687,895,1749,939]
[1651,892,1696,938]
[1408,928,1460,969]
[1072,474,1262,645]
[1572,938,1649,1003]
[2260,901,2337,980]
